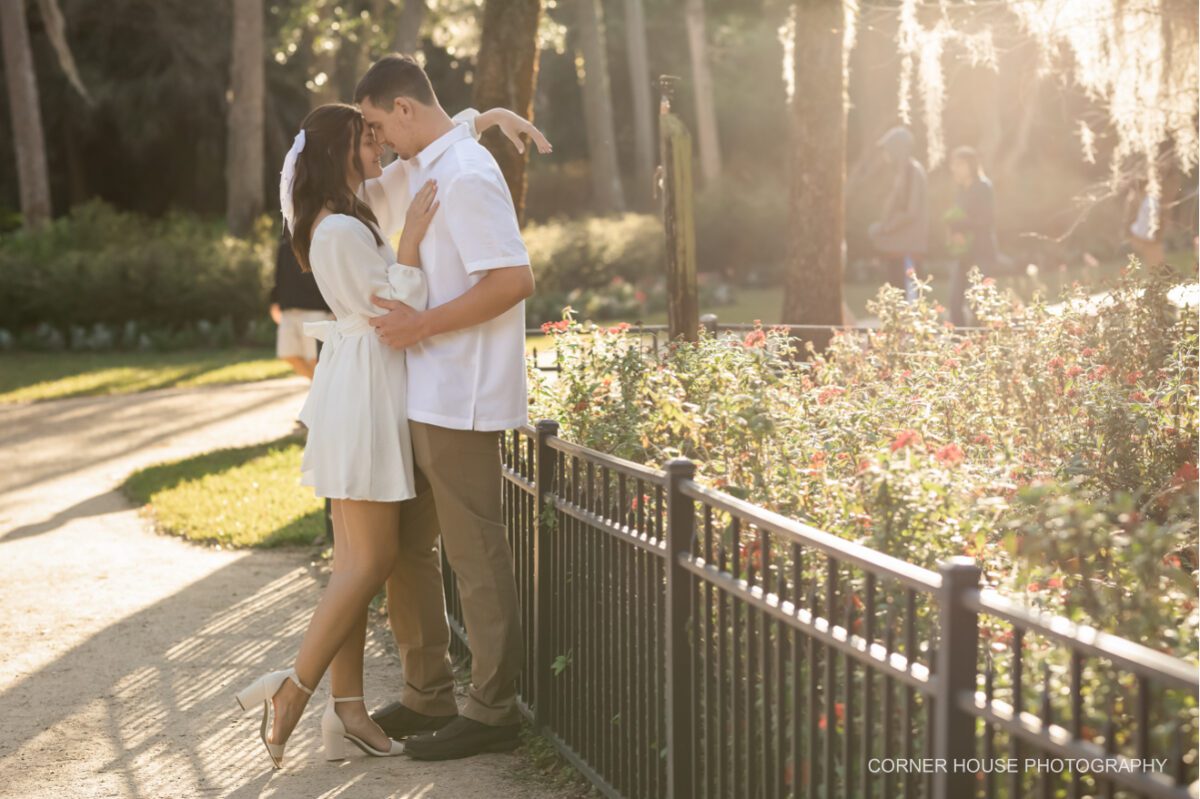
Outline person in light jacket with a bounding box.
[868,126,928,301]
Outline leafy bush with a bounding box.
[0,202,272,346]
[530,263,1199,658]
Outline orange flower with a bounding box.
[743,330,767,348]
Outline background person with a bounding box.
[945,146,999,326]
[270,229,333,380]
[868,125,929,302]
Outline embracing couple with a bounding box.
[234,54,551,768]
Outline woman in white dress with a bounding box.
[234,101,545,768]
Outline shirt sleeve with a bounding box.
[359,108,483,238]
[384,264,428,310]
[442,170,530,274]
[309,218,404,319]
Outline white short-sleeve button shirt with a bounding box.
[362,120,530,431]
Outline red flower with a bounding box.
[1065,365,1084,378]
[817,703,846,731]
[1172,463,1199,489]
[634,290,647,303]
[1045,577,1062,589]
[1125,370,1143,386]
[817,387,845,405]
[890,429,921,452]
[1088,365,1109,381]
[810,451,827,468]
[1130,391,1149,403]
[743,330,767,348]
[856,458,874,475]
[935,443,965,465]
[572,399,589,412]
[971,434,991,446]
[1026,582,1041,592]
[1081,347,1097,357]
[1048,356,1065,370]
[982,277,996,286]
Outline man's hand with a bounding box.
[369,296,428,350]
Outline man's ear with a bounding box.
[393,97,415,120]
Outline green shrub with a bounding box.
[530,263,1199,657]
[0,201,272,344]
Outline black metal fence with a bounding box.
[440,422,1198,799]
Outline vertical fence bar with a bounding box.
[532,420,558,729]
[665,459,696,799]
[934,557,982,799]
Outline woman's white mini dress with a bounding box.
[297,214,427,501]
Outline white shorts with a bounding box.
[277,309,333,361]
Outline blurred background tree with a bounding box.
[0,0,1195,328]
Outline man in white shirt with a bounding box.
[353,54,540,760]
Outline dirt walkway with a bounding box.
[0,379,566,799]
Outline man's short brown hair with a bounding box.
[355,54,436,108]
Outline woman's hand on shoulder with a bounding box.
[397,179,438,267]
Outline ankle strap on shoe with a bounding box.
[332,695,365,703]
[287,669,314,696]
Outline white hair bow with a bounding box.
[279,129,306,234]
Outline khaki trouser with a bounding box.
[384,420,523,725]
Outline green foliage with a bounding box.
[123,435,324,549]
[0,202,273,344]
[0,349,289,404]
[530,264,1199,658]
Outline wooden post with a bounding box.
[659,76,700,342]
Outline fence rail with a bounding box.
[439,422,1199,799]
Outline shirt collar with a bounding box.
[413,123,471,170]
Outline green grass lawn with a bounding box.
[123,435,325,548]
[0,347,291,404]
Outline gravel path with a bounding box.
[0,379,566,799]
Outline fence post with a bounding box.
[533,419,559,731]
[700,313,718,336]
[934,557,982,799]
[665,458,696,799]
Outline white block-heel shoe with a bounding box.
[321,696,404,760]
[235,668,314,768]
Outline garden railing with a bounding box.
[438,421,1198,799]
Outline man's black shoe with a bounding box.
[370,701,457,740]
[403,715,521,761]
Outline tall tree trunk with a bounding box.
[226,0,265,236]
[473,0,541,224]
[781,1,846,354]
[622,0,655,209]
[683,0,720,186]
[576,0,625,213]
[394,0,427,55]
[0,0,52,229]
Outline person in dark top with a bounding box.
[271,230,333,379]
[945,146,999,327]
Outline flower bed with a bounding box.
[529,265,1199,660]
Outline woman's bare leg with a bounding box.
[327,502,391,749]
[268,498,400,748]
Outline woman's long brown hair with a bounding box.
[288,103,383,272]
